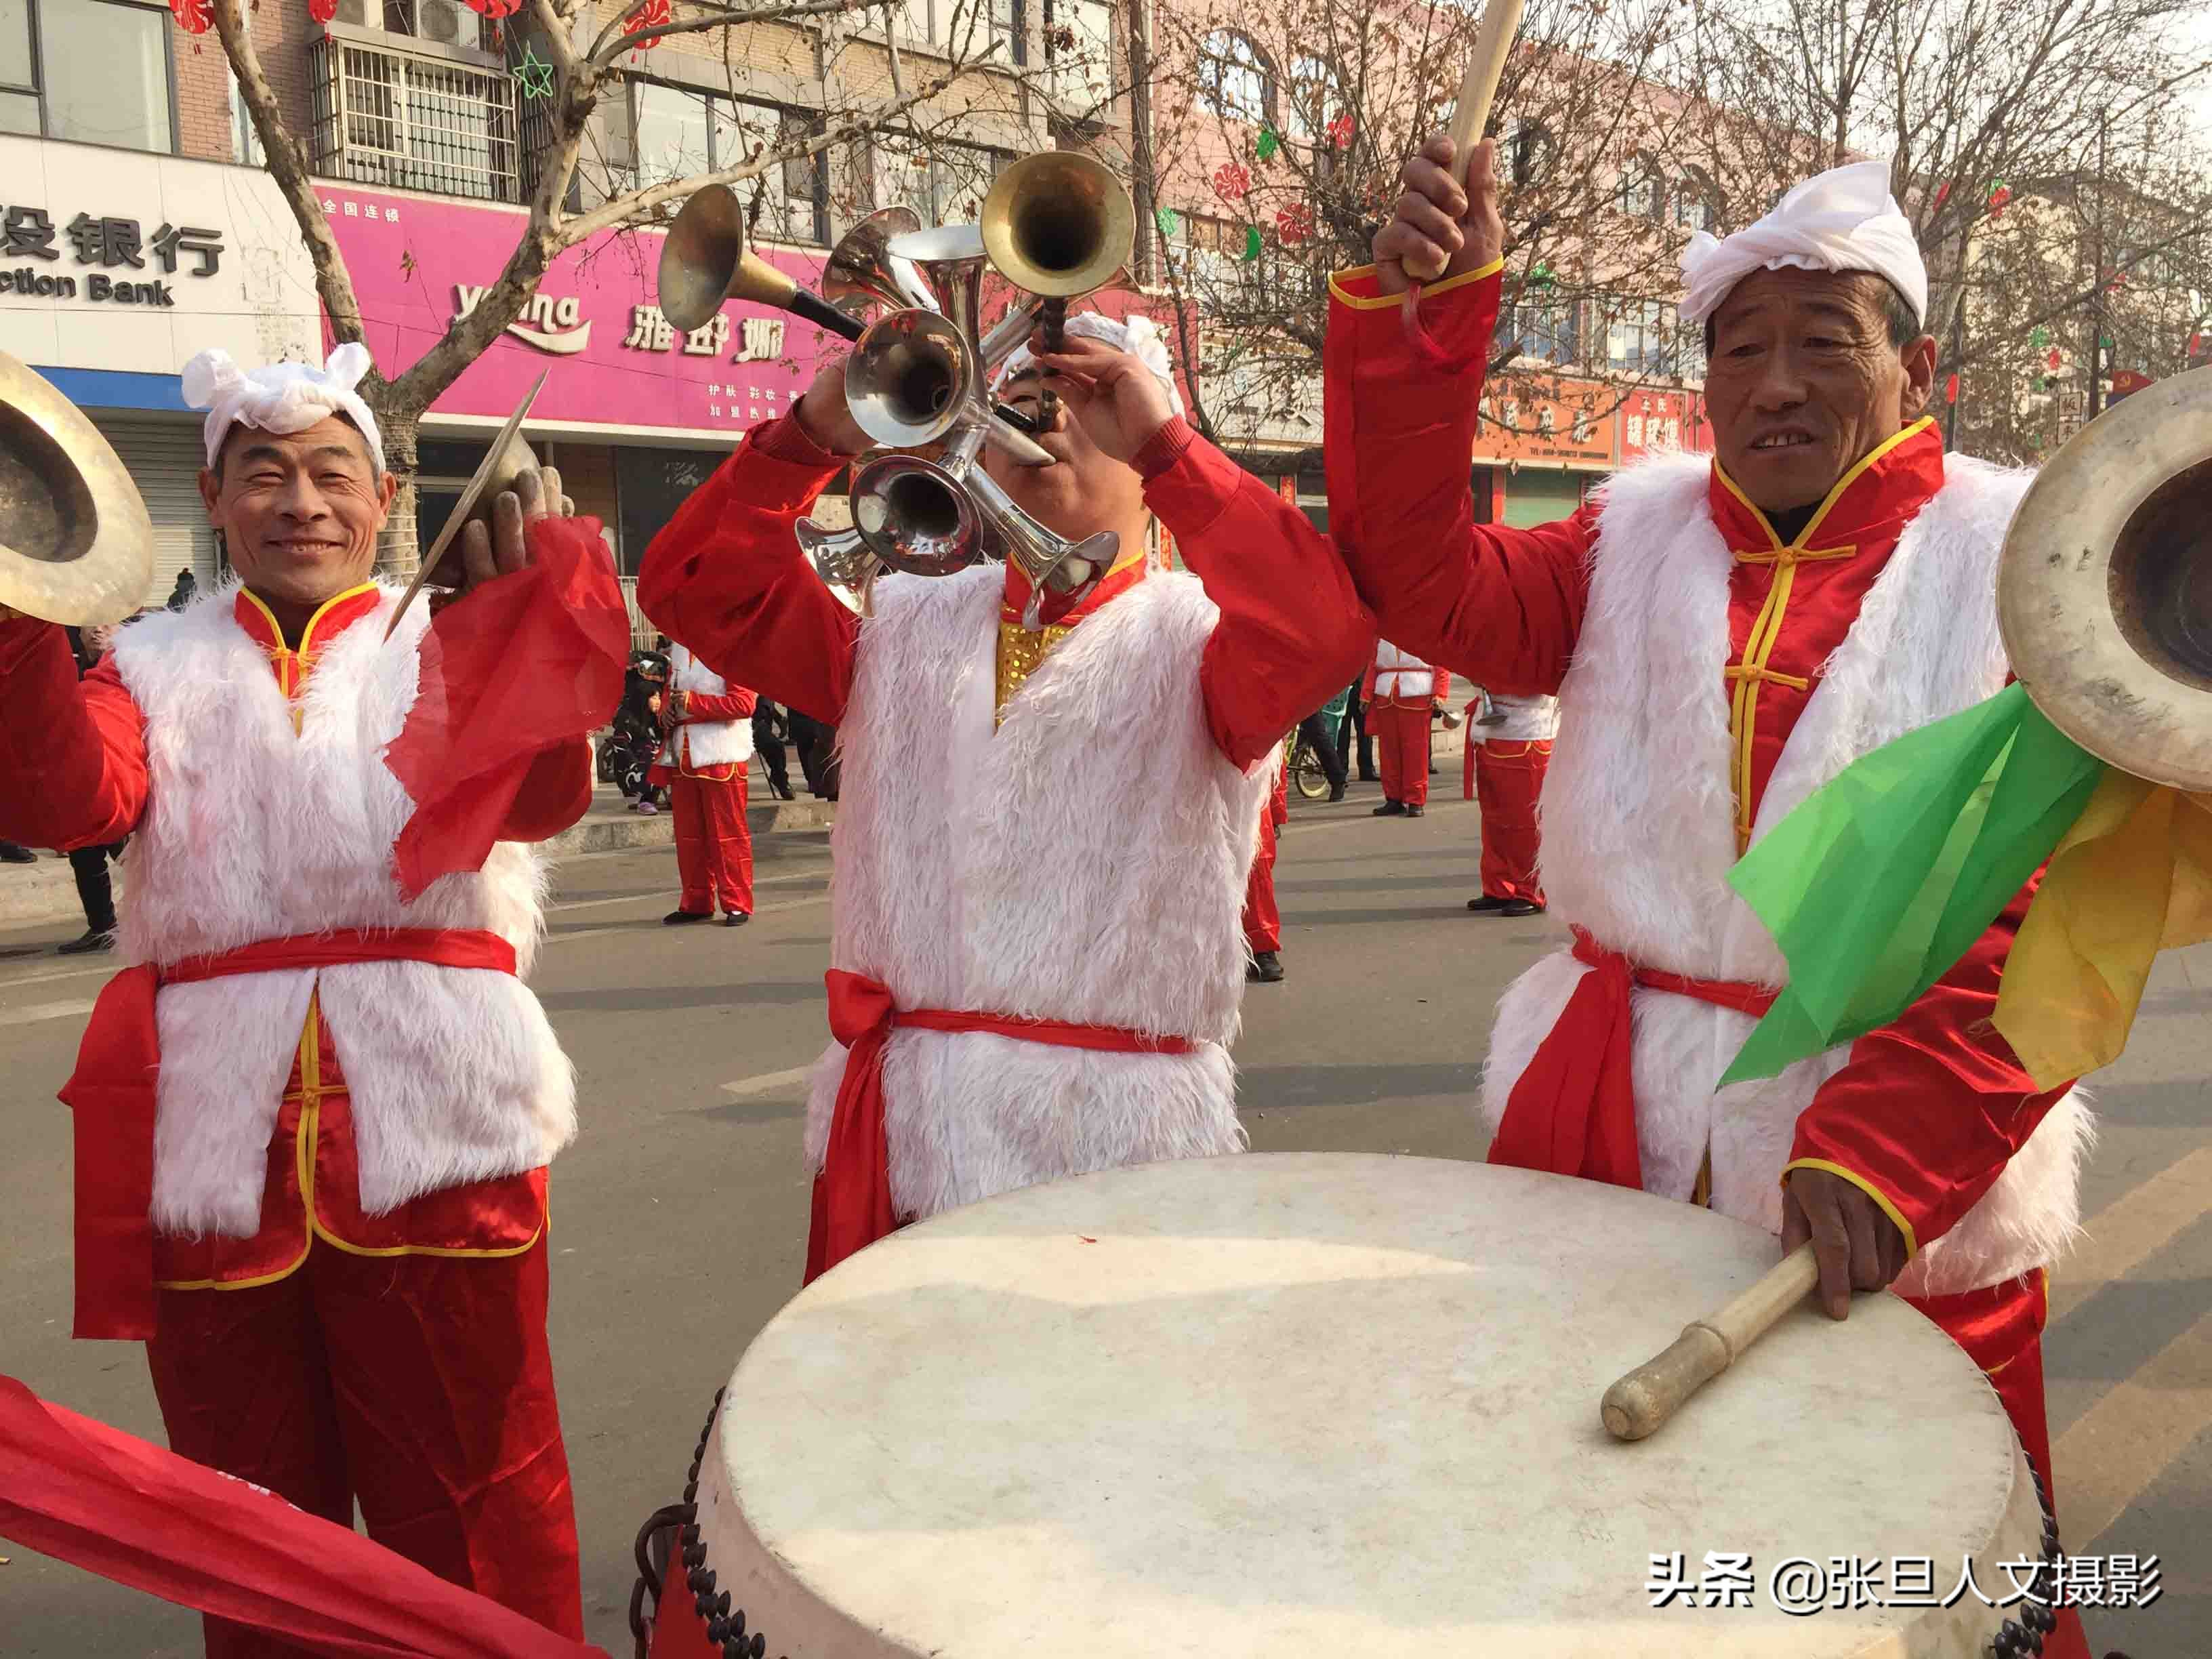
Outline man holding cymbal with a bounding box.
[0,344,623,1652]
[1326,141,2091,1656]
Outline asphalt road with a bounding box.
[0,783,2202,1656]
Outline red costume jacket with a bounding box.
[1322,263,2068,1258]
[0,584,594,1279]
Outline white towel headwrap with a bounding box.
[1678,160,1927,330]
[996,310,1185,416]
[181,343,386,474]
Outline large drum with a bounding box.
[641,1154,2057,1658]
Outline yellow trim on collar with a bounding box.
[1713,416,1936,556]
[1327,258,1505,311]
[1782,1157,1920,1261]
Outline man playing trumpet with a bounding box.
[641,310,1373,1282]
[1327,142,2090,1654]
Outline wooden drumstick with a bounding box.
[1601,1243,1820,1441]
[1403,0,1525,283]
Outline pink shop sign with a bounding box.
[321,184,834,434]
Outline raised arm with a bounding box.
[1322,136,1595,697]
[0,614,147,848]
[636,370,862,726]
[1135,420,1375,771]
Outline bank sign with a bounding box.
[327,184,830,439]
[0,136,320,380]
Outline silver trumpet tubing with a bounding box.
[798,517,879,591]
[844,306,1052,467]
[820,206,933,316]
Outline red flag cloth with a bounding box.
[0,1374,605,1658]
[386,516,628,902]
[60,929,518,1341]
[1488,928,1779,1191]
[804,970,1199,1284]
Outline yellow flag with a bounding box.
[1995,775,2212,1088]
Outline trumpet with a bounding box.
[657,184,868,342]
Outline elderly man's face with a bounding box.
[198,417,396,615]
[1704,268,1937,514]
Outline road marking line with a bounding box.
[720,1064,815,1100]
[0,998,96,1029]
[2051,1145,2212,1324]
[2051,1307,2212,1549]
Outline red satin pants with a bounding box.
[1372,703,1432,806]
[144,1239,584,1656]
[671,766,753,917]
[1242,798,1282,954]
[1473,740,1551,904]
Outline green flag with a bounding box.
[1719,684,2105,1086]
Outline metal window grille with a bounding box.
[311,35,520,203]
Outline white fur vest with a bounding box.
[802,562,1275,1223]
[110,582,576,1238]
[1473,691,1558,744]
[655,643,754,770]
[1479,451,2090,1297]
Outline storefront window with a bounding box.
[0,0,173,152]
[869,131,1008,228]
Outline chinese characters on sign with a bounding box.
[1472,380,1620,468]
[0,204,226,306]
[1645,1551,2162,1615]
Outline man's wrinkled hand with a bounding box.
[1372,136,1504,297]
[457,466,570,595]
[1782,1166,1910,1320]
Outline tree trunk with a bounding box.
[376,405,424,580]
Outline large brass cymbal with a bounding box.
[1997,361,2212,792]
[0,352,154,626]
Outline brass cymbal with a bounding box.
[1997,361,2212,792]
[0,351,155,626]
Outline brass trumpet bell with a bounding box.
[846,308,977,450]
[850,451,985,577]
[0,352,154,626]
[657,184,865,342]
[821,206,932,316]
[980,150,1136,300]
[1997,361,2212,792]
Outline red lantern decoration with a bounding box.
[464,0,523,16]
[1326,112,1355,151]
[1984,182,2011,220]
[169,0,211,33]
[1944,371,1959,406]
[619,0,668,46]
[1211,162,1252,202]
[2046,347,2062,371]
[306,0,335,23]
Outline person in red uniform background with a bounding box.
[1462,689,1555,917]
[640,310,1374,1298]
[0,344,622,1654]
[651,639,758,926]
[1240,760,1290,983]
[1361,640,1450,817]
[1330,146,2092,1657]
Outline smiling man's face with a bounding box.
[199,417,397,613]
[1704,267,1936,514]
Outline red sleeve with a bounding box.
[635,414,859,727]
[1322,264,1595,697]
[1138,419,1376,772]
[1433,668,1452,704]
[0,615,147,848]
[1785,870,2072,1258]
[495,740,593,844]
[682,689,756,722]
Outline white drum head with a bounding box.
[695,1154,2043,1657]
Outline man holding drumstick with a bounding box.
[1326,143,2091,1656]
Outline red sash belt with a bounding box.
[62,928,518,1342]
[1487,927,1778,1191]
[805,968,1197,1284]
